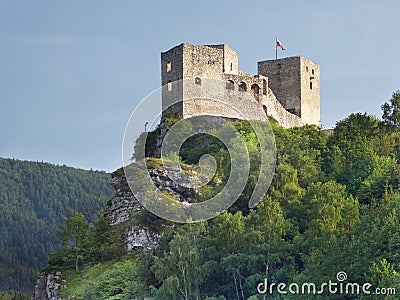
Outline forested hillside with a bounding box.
[0,158,113,292]
[43,92,400,299]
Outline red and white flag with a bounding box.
[276,39,285,50]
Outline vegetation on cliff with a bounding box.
[47,91,400,299]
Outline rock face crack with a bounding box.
[107,165,198,252]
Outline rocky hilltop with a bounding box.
[29,109,400,299]
[32,158,201,299]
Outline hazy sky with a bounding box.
[1,0,399,172]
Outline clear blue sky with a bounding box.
[1,0,399,172]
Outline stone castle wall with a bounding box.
[258,56,302,115]
[161,44,184,117]
[180,76,303,128]
[258,56,320,126]
[161,43,320,128]
[300,57,320,126]
[262,88,304,128]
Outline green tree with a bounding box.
[369,258,400,297]
[247,196,291,287]
[0,158,112,291]
[269,163,305,231]
[325,113,380,196]
[152,223,207,300]
[304,181,359,237]
[298,181,360,288]
[91,211,123,260]
[60,213,90,271]
[382,90,400,128]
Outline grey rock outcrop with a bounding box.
[32,271,65,300]
[32,156,199,298]
[107,164,199,252]
[108,173,141,225]
[125,224,162,251]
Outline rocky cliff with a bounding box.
[32,158,199,299]
[32,271,65,300]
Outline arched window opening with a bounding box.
[239,82,247,92]
[251,84,260,95]
[226,80,234,90]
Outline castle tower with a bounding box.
[161,43,269,119]
[257,56,320,127]
[161,43,241,118]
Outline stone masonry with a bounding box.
[258,56,320,126]
[161,43,320,128]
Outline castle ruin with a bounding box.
[161,43,320,128]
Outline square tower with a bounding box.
[161,43,239,118]
[258,56,320,127]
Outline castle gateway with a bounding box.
[161,43,320,128]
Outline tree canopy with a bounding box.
[0,158,113,292]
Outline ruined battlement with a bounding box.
[161,43,320,128]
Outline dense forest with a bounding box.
[43,91,400,299]
[0,158,114,293]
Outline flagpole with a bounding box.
[275,37,277,60]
